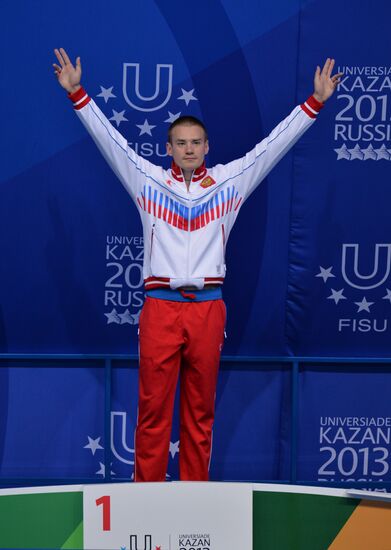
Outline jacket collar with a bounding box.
[170,160,207,183]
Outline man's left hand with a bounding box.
[313,58,343,103]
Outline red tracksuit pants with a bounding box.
[134,296,226,481]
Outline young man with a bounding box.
[53,48,342,482]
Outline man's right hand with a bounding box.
[53,48,82,94]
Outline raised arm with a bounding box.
[216,58,343,201]
[53,48,163,202]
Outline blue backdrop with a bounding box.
[1,0,390,485]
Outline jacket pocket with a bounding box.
[221,223,226,261]
[149,223,155,263]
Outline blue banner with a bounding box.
[0,0,390,484]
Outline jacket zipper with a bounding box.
[185,171,194,281]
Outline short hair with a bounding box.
[168,115,208,143]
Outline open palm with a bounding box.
[314,58,343,103]
[53,48,81,93]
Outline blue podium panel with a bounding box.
[110,362,138,481]
[298,363,391,489]
[210,364,291,481]
[0,362,105,479]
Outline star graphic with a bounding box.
[96,85,116,103]
[316,266,335,283]
[165,111,181,123]
[109,110,128,127]
[96,462,116,476]
[105,308,121,324]
[96,462,105,476]
[120,547,127,550]
[382,288,391,303]
[361,144,378,160]
[84,436,103,456]
[334,143,351,160]
[131,309,142,325]
[169,440,180,459]
[119,309,133,324]
[136,119,156,136]
[177,88,197,106]
[327,288,347,305]
[355,296,374,313]
[155,546,162,550]
[349,144,364,160]
[375,144,391,160]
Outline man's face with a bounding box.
[166,123,209,171]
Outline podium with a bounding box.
[1,482,391,549]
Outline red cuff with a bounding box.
[301,95,324,119]
[68,86,91,110]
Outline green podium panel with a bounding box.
[253,485,391,550]
[0,486,83,549]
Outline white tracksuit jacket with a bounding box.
[69,87,323,290]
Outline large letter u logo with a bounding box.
[341,243,391,289]
[123,63,173,112]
